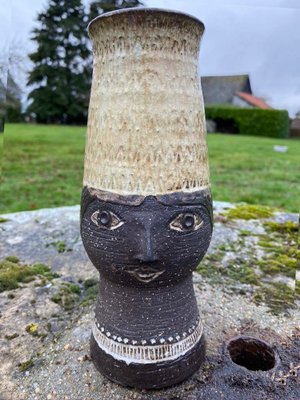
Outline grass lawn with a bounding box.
[1,124,85,214]
[1,123,299,213]
[208,133,300,212]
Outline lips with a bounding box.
[126,267,165,283]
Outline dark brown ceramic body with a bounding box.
[80,188,213,388]
[90,331,206,388]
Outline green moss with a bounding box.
[197,252,260,287]
[253,282,295,315]
[224,204,275,220]
[258,240,280,250]
[81,278,98,306]
[258,256,296,278]
[204,252,224,263]
[197,217,298,315]
[5,255,19,263]
[264,221,298,235]
[239,230,252,237]
[51,282,81,310]
[254,220,297,311]
[31,263,59,280]
[278,253,297,270]
[198,247,296,315]
[25,323,39,336]
[0,258,57,293]
[287,247,300,258]
[5,333,19,340]
[57,241,67,253]
[256,220,298,279]
[257,239,287,255]
[83,278,98,290]
[296,280,300,299]
[0,260,34,292]
[225,262,260,285]
[68,283,81,295]
[18,358,34,372]
[0,217,8,223]
[47,240,72,253]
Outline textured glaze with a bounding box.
[81,8,212,389]
[84,8,209,196]
[80,187,212,388]
[81,188,213,288]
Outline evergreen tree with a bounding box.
[6,74,23,122]
[27,0,90,124]
[0,79,5,131]
[88,0,144,22]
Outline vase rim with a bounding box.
[87,7,205,33]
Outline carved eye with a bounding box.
[169,213,203,232]
[91,210,124,230]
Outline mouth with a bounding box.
[126,267,165,283]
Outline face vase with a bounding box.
[81,188,212,388]
[81,8,212,388]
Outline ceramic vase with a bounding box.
[80,8,213,389]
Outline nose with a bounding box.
[133,226,158,263]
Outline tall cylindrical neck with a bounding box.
[95,274,200,341]
[84,9,208,196]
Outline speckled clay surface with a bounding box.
[84,8,209,196]
[81,8,211,388]
[80,189,212,388]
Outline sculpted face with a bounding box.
[81,190,213,287]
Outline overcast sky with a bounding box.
[1,0,300,116]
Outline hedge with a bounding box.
[205,105,289,138]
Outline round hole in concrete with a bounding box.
[227,336,276,371]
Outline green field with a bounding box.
[1,124,85,213]
[1,123,299,213]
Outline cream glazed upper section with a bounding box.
[84,8,210,196]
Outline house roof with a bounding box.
[235,91,272,109]
[201,74,252,105]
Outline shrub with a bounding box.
[205,105,289,138]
